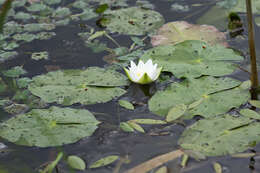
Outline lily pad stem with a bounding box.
[246,0,259,99]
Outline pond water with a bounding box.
[1,0,260,172]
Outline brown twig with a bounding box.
[246,0,259,99]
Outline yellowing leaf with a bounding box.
[131,119,166,125]
[90,155,119,169]
[127,121,145,133]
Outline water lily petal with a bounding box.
[124,59,162,84]
[153,67,162,81]
[124,68,137,82]
[137,73,154,84]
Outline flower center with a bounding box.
[137,72,142,77]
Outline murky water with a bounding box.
[0,0,260,172]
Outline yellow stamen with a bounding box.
[202,94,209,99]
[49,120,57,128]
[195,58,202,63]
[137,72,142,77]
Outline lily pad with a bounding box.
[0,51,18,62]
[149,76,249,118]
[28,67,128,105]
[178,114,260,156]
[240,109,260,120]
[141,40,243,78]
[197,0,260,30]
[2,66,27,78]
[0,106,100,147]
[101,7,164,35]
[151,21,227,47]
[31,51,49,60]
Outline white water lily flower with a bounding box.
[124,59,162,84]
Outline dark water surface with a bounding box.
[0,0,260,172]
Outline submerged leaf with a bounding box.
[166,104,187,122]
[151,21,227,47]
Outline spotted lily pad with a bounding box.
[178,114,260,156]
[101,7,164,35]
[151,21,227,47]
[149,76,249,118]
[0,106,100,147]
[28,67,128,105]
[141,40,243,78]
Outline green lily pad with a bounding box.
[0,51,18,62]
[52,7,71,19]
[23,23,55,32]
[43,0,61,5]
[240,109,260,120]
[2,66,27,78]
[140,40,243,78]
[13,33,37,42]
[28,67,128,105]
[178,114,260,156]
[149,76,249,118]
[26,3,50,12]
[17,78,33,89]
[0,106,100,147]
[14,12,31,20]
[36,32,56,40]
[151,21,227,47]
[31,51,49,60]
[101,7,164,35]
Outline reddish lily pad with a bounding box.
[151,21,227,47]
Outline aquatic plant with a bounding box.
[124,59,162,84]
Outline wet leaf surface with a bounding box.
[101,7,164,35]
[90,155,119,168]
[0,106,100,147]
[179,114,260,156]
[149,76,249,118]
[141,40,243,78]
[151,21,227,47]
[28,67,128,105]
